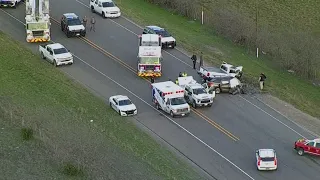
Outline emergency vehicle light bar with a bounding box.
[176,90,184,93]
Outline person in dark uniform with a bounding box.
[179,72,183,77]
[191,54,197,69]
[259,73,267,90]
[150,77,155,83]
[82,16,88,28]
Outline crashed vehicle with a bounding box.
[202,76,244,95]
[198,62,243,80]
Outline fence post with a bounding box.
[201,7,204,25]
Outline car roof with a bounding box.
[48,43,65,49]
[147,26,164,31]
[63,13,79,19]
[187,84,203,89]
[100,0,113,2]
[113,95,129,101]
[258,149,275,157]
[309,138,320,143]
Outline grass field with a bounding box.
[0,31,202,179]
[116,0,320,118]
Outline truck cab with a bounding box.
[294,138,320,156]
[152,81,190,117]
[199,62,243,80]
[178,76,215,108]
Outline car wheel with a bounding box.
[215,87,221,94]
[102,12,106,18]
[170,111,175,118]
[53,60,57,67]
[109,102,112,107]
[41,52,46,59]
[192,101,197,108]
[297,148,304,156]
[61,24,64,31]
[91,6,95,13]
[156,103,160,110]
[13,3,17,9]
[118,110,121,115]
[208,103,212,107]
[81,32,86,37]
[66,31,71,38]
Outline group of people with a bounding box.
[82,16,96,32]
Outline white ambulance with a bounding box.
[151,81,190,117]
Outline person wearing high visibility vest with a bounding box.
[175,79,179,84]
[182,72,187,77]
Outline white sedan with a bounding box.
[109,95,137,116]
[255,149,278,171]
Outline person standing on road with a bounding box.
[191,54,197,69]
[179,72,183,77]
[199,52,203,68]
[90,16,96,32]
[259,73,267,90]
[82,16,88,28]
[150,77,155,83]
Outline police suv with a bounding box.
[143,26,176,49]
[60,13,86,38]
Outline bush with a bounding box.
[62,162,84,176]
[21,128,33,141]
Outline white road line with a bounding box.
[254,96,319,137]
[2,9,255,180]
[74,0,193,68]
[239,96,308,139]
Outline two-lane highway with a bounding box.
[1,1,320,179]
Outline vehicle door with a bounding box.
[184,86,192,103]
[94,0,100,12]
[111,98,118,111]
[46,46,54,62]
[304,141,315,153]
[314,142,320,155]
[165,99,171,113]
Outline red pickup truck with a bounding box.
[294,138,320,156]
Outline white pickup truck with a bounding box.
[90,0,121,18]
[198,62,243,80]
[178,76,215,108]
[39,43,73,66]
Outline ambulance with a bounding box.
[137,34,162,77]
[152,81,190,117]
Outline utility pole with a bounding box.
[256,0,259,58]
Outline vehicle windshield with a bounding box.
[193,88,207,95]
[102,2,115,7]
[155,30,171,37]
[141,41,159,46]
[26,22,48,30]
[261,157,275,162]
[53,48,68,55]
[67,19,82,26]
[119,99,132,106]
[170,97,186,105]
[140,57,160,64]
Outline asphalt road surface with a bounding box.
[1,1,320,179]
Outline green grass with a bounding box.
[0,31,203,179]
[116,0,320,118]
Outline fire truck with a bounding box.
[137,34,162,77]
[25,0,50,42]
